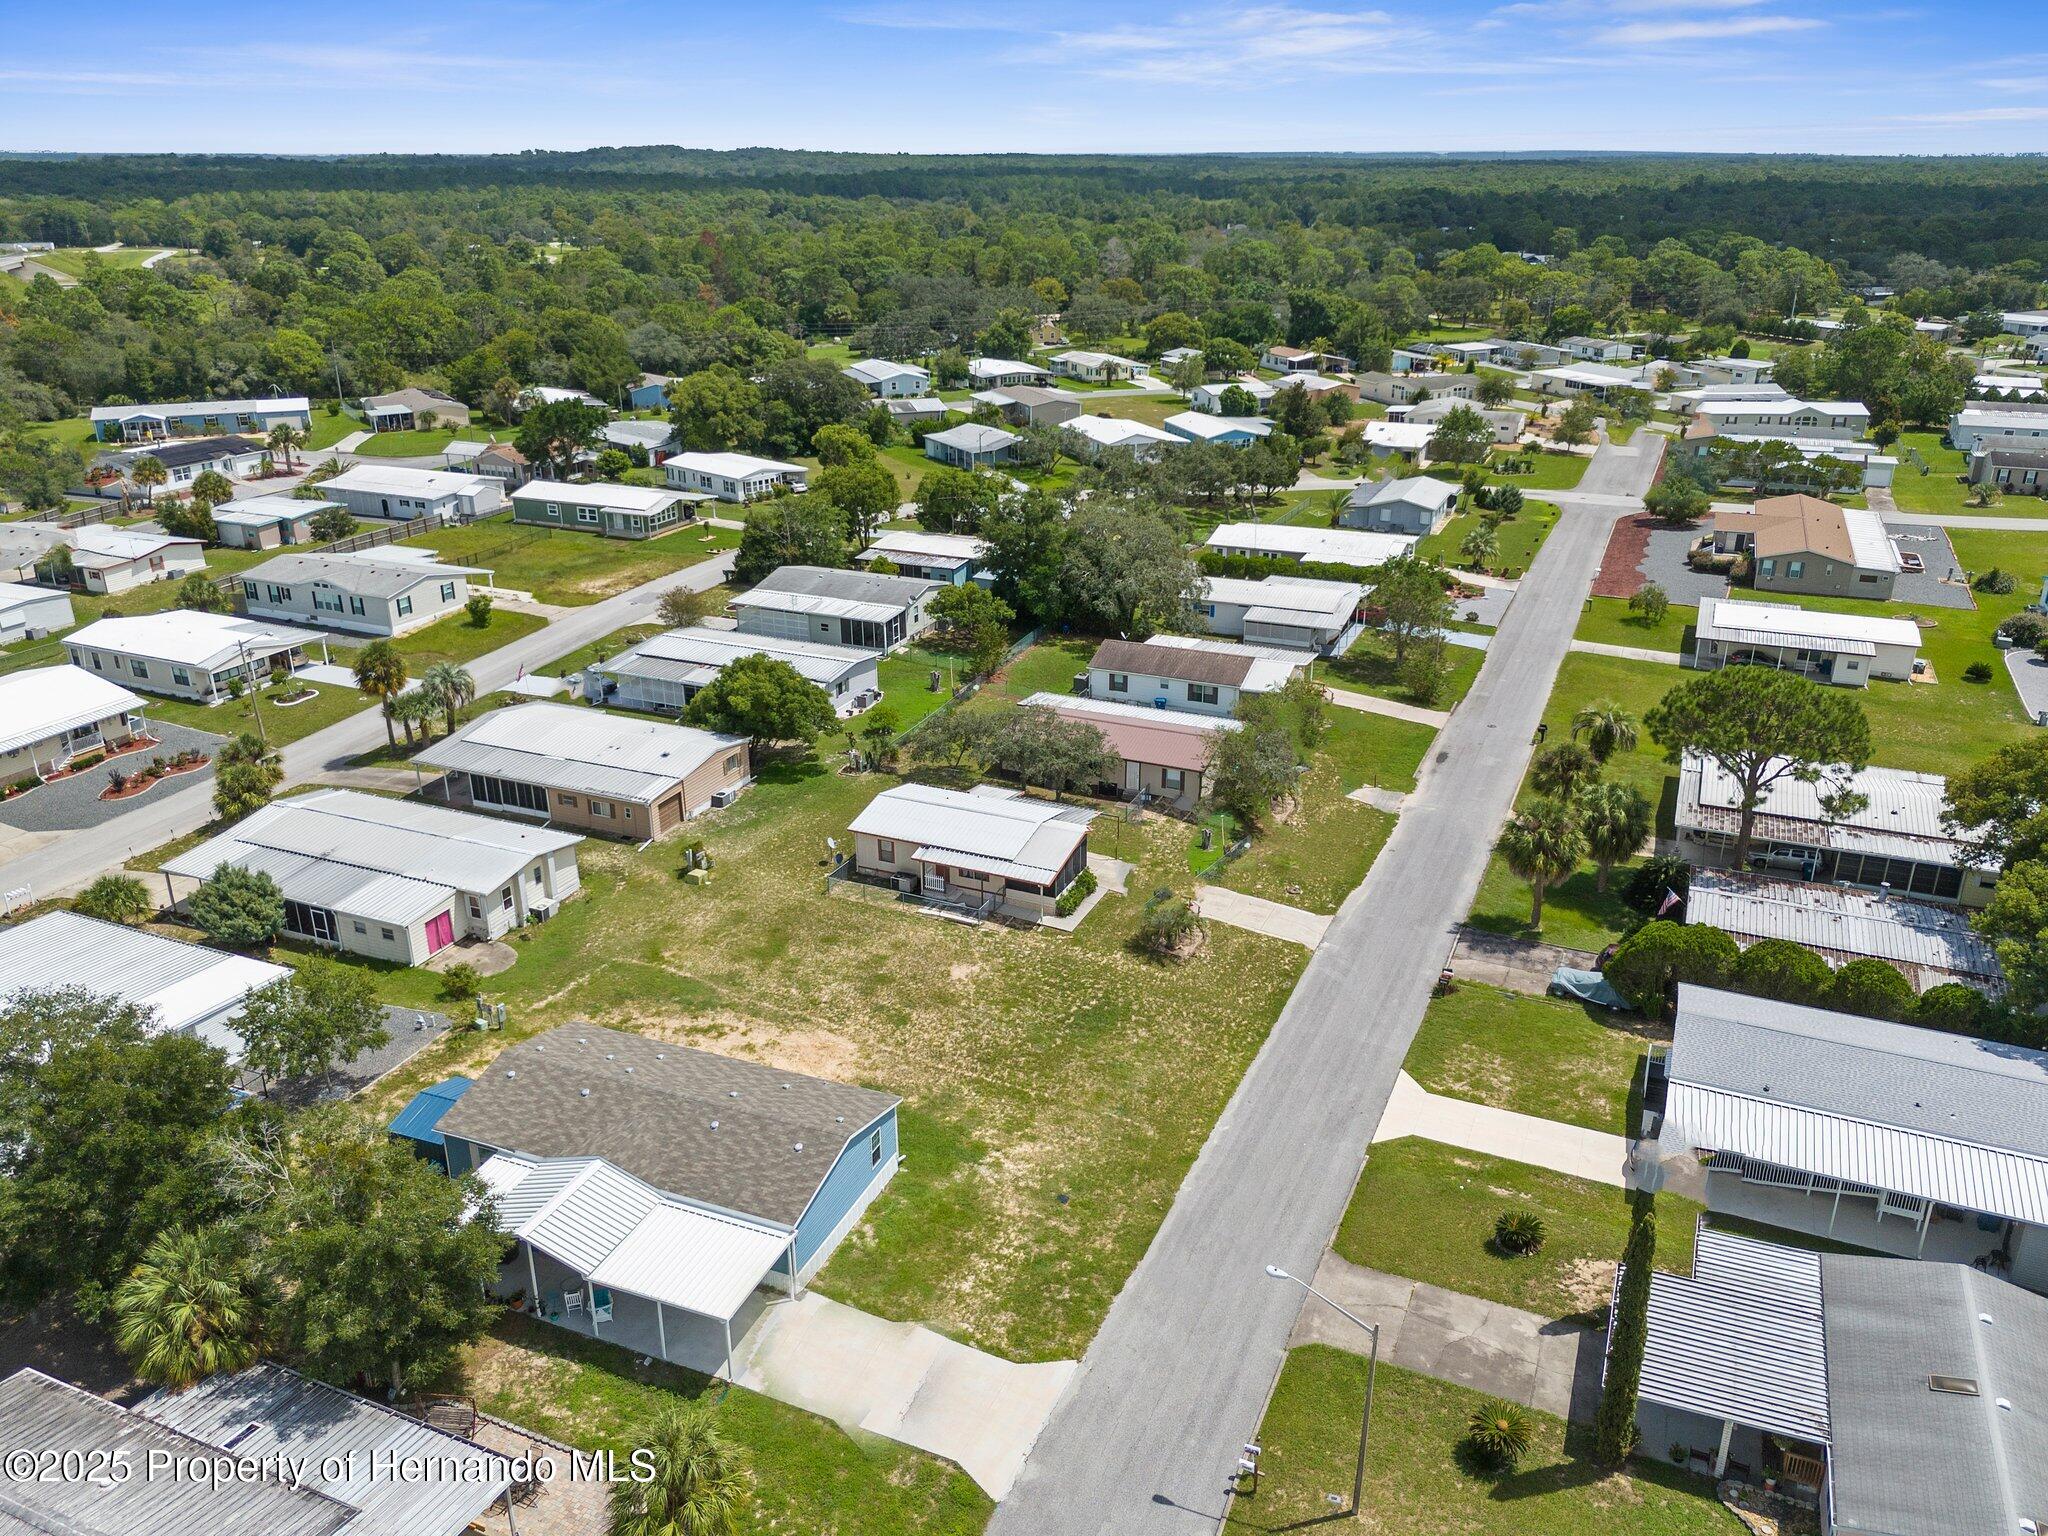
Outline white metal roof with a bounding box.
[666,451,803,478]
[595,626,876,690]
[417,702,745,804]
[67,611,306,672]
[1685,870,2001,989]
[1352,474,1459,513]
[1696,599,1920,657]
[322,464,495,499]
[1165,410,1273,441]
[211,493,331,527]
[1201,574,1360,625]
[1205,522,1416,567]
[1676,752,1984,870]
[244,549,484,598]
[926,423,1020,453]
[1192,377,1276,403]
[477,1154,787,1322]
[967,357,1048,379]
[90,396,307,423]
[511,478,685,514]
[734,566,936,626]
[64,525,202,568]
[1636,1222,1831,1444]
[1701,397,1871,420]
[1535,363,1643,387]
[0,664,142,755]
[850,783,1090,885]
[0,579,66,615]
[1662,985,2048,1225]
[0,911,286,1043]
[858,530,987,568]
[1052,349,1140,369]
[1360,420,1435,451]
[599,420,676,450]
[843,358,930,385]
[162,787,579,918]
[1063,415,1183,449]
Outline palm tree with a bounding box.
[129,454,167,506]
[1580,781,1654,893]
[1529,741,1600,800]
[390,687,438,746]
[112,1226,262,1391]
[1460,523,1500,573]
[267,422,303,470]
[1497,798,1589,929]
[608,1402,748,1536]
[1571,700,1639,763]
[352,640,410,749]
[420,661,476,737]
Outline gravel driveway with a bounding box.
[0,721,225,832]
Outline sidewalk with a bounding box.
[1289,1251,1602,1421]
[1193,885,1331,948]
[1569,638,1681,665]
[1373,1071,1635,1189]
[1321,686,1451,728]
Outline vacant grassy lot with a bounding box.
[1405,983,1651,1135]
[1324,629,1485,709]
[1336,1139,1696,1320]
[282,736,1309,1364]
[1419,503,1560,577]
[463,1313,989,1536]
[1490,449,1592,492]
[401,514,739,604]
[355,427,458,458]
[1079,393,1188,427]
[1573,595,1692,653]
[380,605,546,668]
[1228,1350,1739,1535]
[1887,430,2018,519]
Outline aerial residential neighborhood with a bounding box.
[4,70,2048,1536]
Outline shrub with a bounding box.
[1997,612,2048,648]
[70,751,103,771]
[73,874,151,925]
[1594,1206,1657,1466]
[1976,566,2017,595]
[1604,920,1737,1018]
[1137,887,1203,958]
[1493,1210,1547,1255]
[1964,661,1995,683]
[1054,866,1098,917]
[1622,855,1691,917]
[439,963,483,1003]
[1731,937,1834,1007]
[465,592,494,626]
[1464,1399,1535,1471]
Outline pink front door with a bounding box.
[425,910,455,955]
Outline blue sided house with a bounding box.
[416,1023,900,1376]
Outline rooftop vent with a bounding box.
[710,1120,719,1130]
[506,1070,517,1079]
[579,1088,591,1098]
[793,1142,804,1152]
[1930,1375,1979,1396]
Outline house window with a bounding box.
[1162,767,1185,791]
[396,596,413,617]
[129,659,147,679]
[243,581,258,599]
[1759,559,1776,577]
[171,667,190,687]
[1187,683,1219,705]
[871,1128,883,1167]
[1787,560,1805,578]
[724,754,741,772]
[578,507,599,524]
[380,927,394,941]
[545,502,561,518]
[349,596,365,615]
[876,838,896,862]
[1107,672,1129,693]
[469,897,481,918]
[500,887,513,909]
[352,921,366,934]
[590,799,614,819]
[440,582,456,602]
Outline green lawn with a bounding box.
[381,606,546,668]
[400,514,739,605]
[1405,983,1650,1135]
[805,340,858,368]
[868,646,967,735]
[1078,394,1188,427]
[355,427,458,458]
[281,734,1313,1362]
[303,411,362,450]
[876,445,930,504]
[1336,1139,1697,1320]
[1573,596,1691,654]
[1489,449,1592,492]
[0,545,281,677]
[1229,1350,1740,1536]
[143,679,370,751]
[1418,503,1560,578]
[1323,629,1485,710]
[33,246,176,277]
[537,622,665,678]
[465,1312,990,1536]
[1886,431,1978,518]
[19,417,98,451]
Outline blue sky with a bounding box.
[4,0,2045,156]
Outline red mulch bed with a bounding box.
[1592,513,1660,599]
[98,757,208,801]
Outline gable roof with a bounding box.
[322,464,495,499]
[1020,692,1232,774]
[510,478,686,513]
[91,396,307,423]
[857,530,987,569]
[1675,752,1979,870]
[842,358,930,386]
[1348,474,1459,512]
[666,451,803,478]
[850,782,1091,886]
[417,702,746,804]
[1091,635,1253,687]
[67,611,305,671]
[926,423,1020,453]
[0,664,142,755]
[242,549,483,598]
[438,1022,899,1227]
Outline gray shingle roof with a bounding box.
[241,550,482,598]
[438,1024,899,1227]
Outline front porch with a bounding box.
[1704,1164,2016,1271]
[199,639,329,704]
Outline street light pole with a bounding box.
[1266,1264,1378,1514]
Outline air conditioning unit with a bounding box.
[711,787,741,809]
[528,902,555,923]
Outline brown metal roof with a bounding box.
[1090,637,1254,687]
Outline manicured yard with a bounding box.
[1573,595,1691,654]
[303,410,363,450]
[380,606,546,668]
[464,1313,991,1536]
[1323,629,1484,710]
[400,514,739,604]
[316,752,1309,1363]
[1405,983,1651,1136]
[1335,1138,1697,1320]
[1489,449,1592,492]
[19,416,98,452]
[355,427,458,457]
[1886,430,1987,518]
[875,446,930,504]
[1418,503,1560,577]
[143,679,370,751]
[0,545,282,677]
[805,340,858,367]
[1228,1350,1740,1535]
[868,646,968,734]
[33,246,177,277]
[1076,394,1188,428]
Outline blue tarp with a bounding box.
[387,1075,473,1148]
[1549,967,1629,1010]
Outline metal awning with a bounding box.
[591,1204,791,1321]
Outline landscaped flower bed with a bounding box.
[100,748,209,801]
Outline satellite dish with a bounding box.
[825,836,839,851]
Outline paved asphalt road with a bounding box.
[991,433,1664,1536]
[0,552,735,901]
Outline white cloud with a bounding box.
[1607,12,1820,42]
[1898,104,2048,124]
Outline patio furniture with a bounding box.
[542,1289,563,1321]
[564,1289,584,1316]
[591,1286,614,1324]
